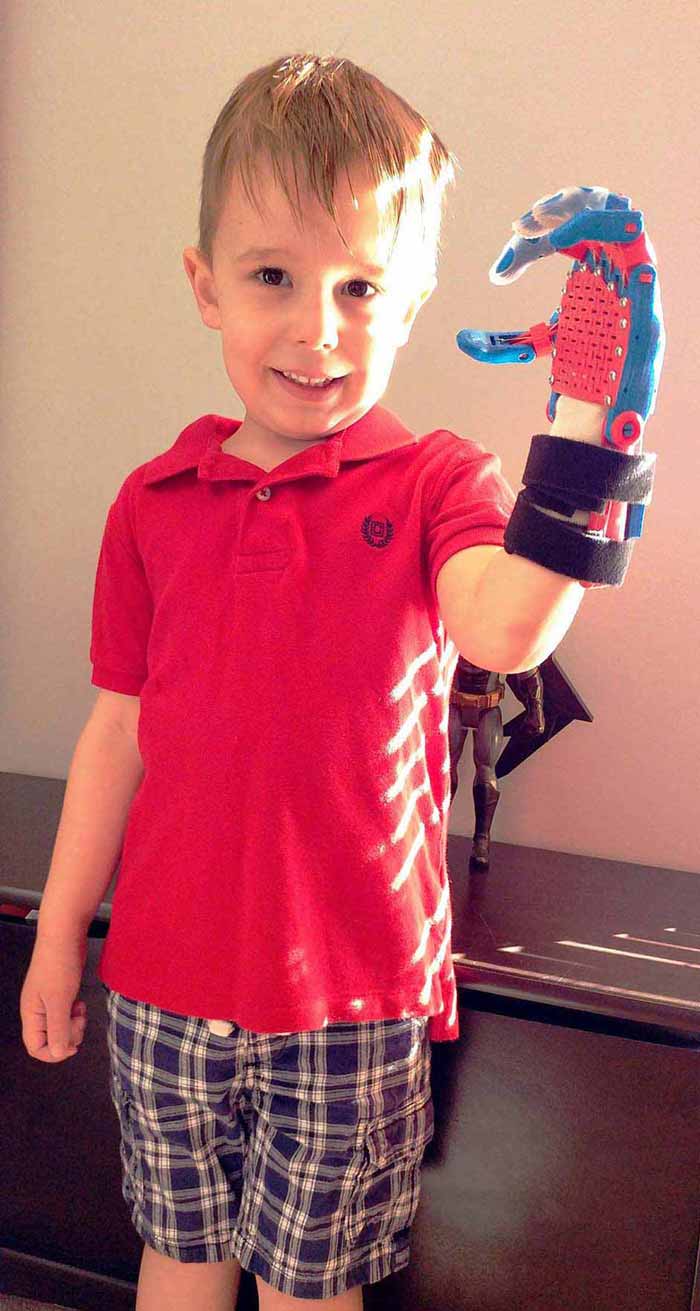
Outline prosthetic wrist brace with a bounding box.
[504,434,657,586]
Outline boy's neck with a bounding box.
[220,421,328,471]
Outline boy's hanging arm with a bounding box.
[437,184,665,675]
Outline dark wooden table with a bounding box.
[2,771,699,1310]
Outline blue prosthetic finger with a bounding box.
[456,312,559,365]
[548,207,644,250]
[490,231,557,284]
[491,196,643,284]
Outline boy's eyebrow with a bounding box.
[234,245,387,276]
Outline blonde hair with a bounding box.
[196,52,460,285]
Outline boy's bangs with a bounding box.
[197,53,460,274]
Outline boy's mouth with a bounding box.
[271,368,345,401]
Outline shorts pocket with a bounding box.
[365,1096,435,1168]
[346,1097,435,1247]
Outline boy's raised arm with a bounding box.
[438,185,664,673]
[437,398,603,673]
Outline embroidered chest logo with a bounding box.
[361,515,395,549]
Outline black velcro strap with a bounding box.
[504,490,634,586]
[523,435,656,505]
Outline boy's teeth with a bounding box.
[282,370,331,387]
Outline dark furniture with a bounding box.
[2,770,700,1310]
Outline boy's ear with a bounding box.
[182,247,222,330]
[396,275,437,348]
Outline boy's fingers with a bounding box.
[22,1001,83,1059]
[48,1008,85,1058]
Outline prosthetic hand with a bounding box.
[457,186,665,586]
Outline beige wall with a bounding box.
[3,2,698,872]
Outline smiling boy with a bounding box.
[183,154,437,472]
[24,51,661,1311]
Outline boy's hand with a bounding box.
[456,184,665,544]
[20,936,88,1063]
[456,184,665,444]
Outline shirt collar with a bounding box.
[142,403,418,486]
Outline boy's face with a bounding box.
[182,156,436,463]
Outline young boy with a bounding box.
[21,51,658,1311]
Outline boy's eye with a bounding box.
[253,266,379,299]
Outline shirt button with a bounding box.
[256,487,272,501]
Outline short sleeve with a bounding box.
[89,484,153,695]
[425,436,517,609]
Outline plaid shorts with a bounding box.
[103,986,434,1300]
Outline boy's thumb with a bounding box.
[48,1018,72,1057]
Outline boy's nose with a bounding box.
[291,295,340,351]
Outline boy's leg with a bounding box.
[245,1018,432,1307]
[255,1275,363,1309]
[136,1243,242,1311]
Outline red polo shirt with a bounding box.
[91,402,515,1041]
